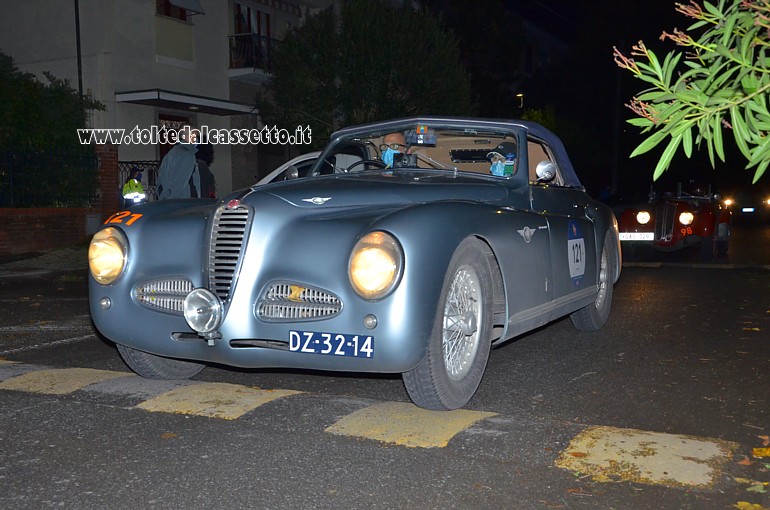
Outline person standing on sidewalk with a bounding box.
[157,129,201,199]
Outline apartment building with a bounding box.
[0,0,330,196]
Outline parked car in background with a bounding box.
[617,183,732,257]
[88,116,621,410]
[724,186,770,223]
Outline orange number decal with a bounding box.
[104,211,143,226]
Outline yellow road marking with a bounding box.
[555,425,738,488]
[325,401,497,448]
[0,359,19,365]
[136,382,302,420]
[0,368,131,394]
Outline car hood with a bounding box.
[245,171,509,209]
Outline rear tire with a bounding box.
[116,344,205,379]
[403,238,494,410]
[571,231,614,331]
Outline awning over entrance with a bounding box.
[115,89,255,116]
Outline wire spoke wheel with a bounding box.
[442,265,482,381]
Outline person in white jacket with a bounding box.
[157,136,201,200]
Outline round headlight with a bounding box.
[89,227,127,284]
[679,212,695,225]
[183,288,222,333]
[636,211,651,224]
[349,231,403,300]
[724,198,734,206]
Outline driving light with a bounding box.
[183,288,222,333]
[636,211,651,224]
[349,231,403,300]
[89,227,127,284]
[679,212,695,225]
[724,198,734,206]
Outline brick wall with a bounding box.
[0,144,120,257]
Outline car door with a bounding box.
[526,138,597,302]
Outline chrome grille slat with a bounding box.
[655,202,676,241]
[134,278,194,315]
[257,282,342,322]
[208,204,251,301]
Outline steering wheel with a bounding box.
[346,159,387,172]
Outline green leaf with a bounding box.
[630,128,669,158]
[748,133,770,167]
[740,76,759,96]
[712,114,725,162]
[646,48,664,79]
[683,125,693,158]
[653,134,682,181]
[662,51,682,87]
[627,117,654,127]
[752,159,769,184]
[730,106,753,160]
[703,1,720,17]
[722,15,736,47]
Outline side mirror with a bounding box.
[285,166,299,181]
[535,161,556,182]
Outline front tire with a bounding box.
[116,344,205,379]
[716,222,730,256]
[570,231,614,331]
[403,238,494,410]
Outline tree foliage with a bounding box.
[614,0,770,183]
[0,52,104,207]
[422,0,527,117]
[264,0,473,145]
[0,52,103,153]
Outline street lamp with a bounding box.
[515,93,524,108]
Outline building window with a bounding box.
[156,0,188,22]
[234,2,271,38]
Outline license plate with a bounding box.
[289,331,374,358]
[620,232,654,241]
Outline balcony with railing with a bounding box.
[229,34,279,73]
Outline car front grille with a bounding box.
[208,202,251,302]
[256,282,342,321]
[655,202,676,241]
[134,278,194,315]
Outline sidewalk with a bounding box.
[0,245,88,276]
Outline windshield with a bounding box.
[311,122,520,178]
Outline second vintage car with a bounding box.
[88,117,621,410]
[617,183,732,257]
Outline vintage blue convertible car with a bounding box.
[89,117,621,410]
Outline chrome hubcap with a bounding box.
[443,265,482,381]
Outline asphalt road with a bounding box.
[0,225,768,509]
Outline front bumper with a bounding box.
[89,273,433,374]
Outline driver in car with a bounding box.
[380,132,409,168]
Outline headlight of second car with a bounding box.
[89,227,127,285]
[636,211,651,224]
[349,231,403,300]
[679,212,695,225]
